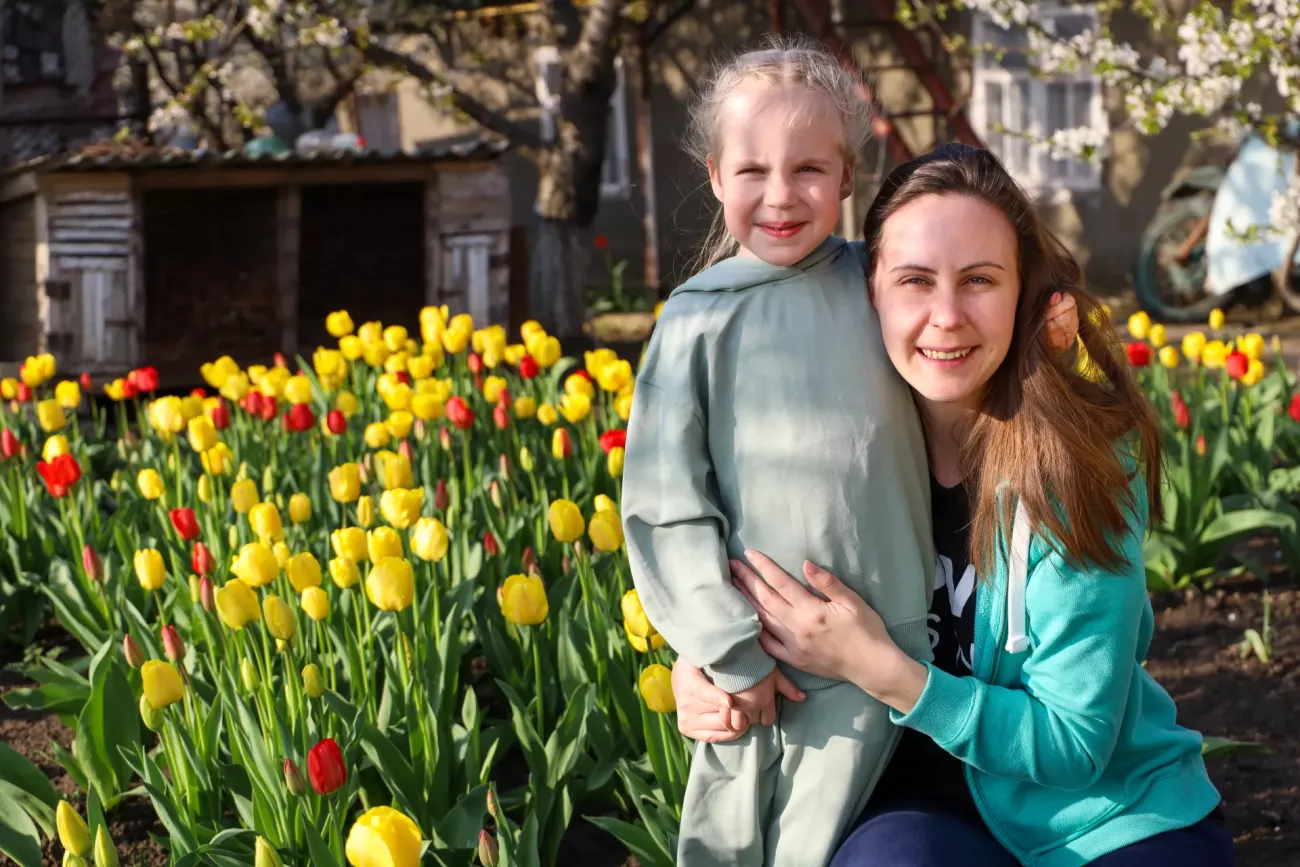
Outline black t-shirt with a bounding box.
[866,475,980,822]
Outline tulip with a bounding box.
[380,487,423,529]
[93,825,118,867]
[1243,358,1265,386]
[519,355,540,379]
[439,426,452,450]
[377,451,414,490]
[588,509,624,552]
[483,531,499,557]
[250,503,284,542]
[260,594,296,641]
[232,542,280,587]
[187,415,219,453]
[36,398,66,433]
[327,310,355,337]
[287,552,323,592]
[530,335,561,367]
[134,549,166,591]
[255,836,284,867]
[478,830,499,866]
[189,573,202,604]
[446,396,475,430]
[81,545,102,582]
[1158,346,1179,369]
[1172,394,1191,430]
[122,633,146,668]
[1195,433,1208,456]
[366,557,415,611]
[285,403,316,433]
[434,479,449,512]
[137,468,166,501]
[1124,342,1151,367]
[326,408,347,435]
[639,664,676,713]
[161,624,185,662]
[284,758,306,796]
[210,399,231,430]
[142,660,184,709]
[1291,393,1300,423]
[363,422,391,450]
[216,578,261,629]
[200,442,234,477]
[411,517,449,562]
[1208,307,1225,330]
[231,479,260,513]
[302,663,325,698]
[345,806,422,867]
[500,573,548,625]
[1,428,19,459]
[1126,310,1150,341]
[616,391,634,421]
[328,463,362,504]
[240,657,261,692]
[200,576,215,612]
[189,541,214,577]
[57,801,91,857]
[357,495,375,528]
[1202,339,1228,369]
[137,693,162,731]
[36,454,80,497]
[599,428,628,454]
[368,526,403,561]
[42,433,70,461]
[1238,332,1266,361]
[301,585,330,620]
[308,737,347,795]
[1225,349,1249,380]
[552,428,574,460]
[332,526,368,562]
[548,499,584,543]
[626,621,665,653]
[537,403,558,426]
[170,507,200,541]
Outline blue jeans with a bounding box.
[830,802,1234,867]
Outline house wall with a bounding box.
[0,194,41,361]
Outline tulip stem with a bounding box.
[531,629,545,733]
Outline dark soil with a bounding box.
[3,582,1295,867]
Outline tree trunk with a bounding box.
[530,216,592,339]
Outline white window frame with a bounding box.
[970,5,1106,200]
[536,49,632,200]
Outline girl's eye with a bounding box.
[798,165,823,173]
[738,167,763,175]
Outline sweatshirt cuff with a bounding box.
[889,661,978,749]
[703,639,777,694]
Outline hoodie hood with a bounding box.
[669,236,856,297]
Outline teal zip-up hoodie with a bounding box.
[893,461,1221,866]
[622,237,935,693]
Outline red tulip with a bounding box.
[170,507,200,541]
[36,454,81,497]
[273,352,288,369]
[1,429,19,459]
[210,399,230,430]
[120,379,138,400]
[446,396,475,430]
[1195,433,1208,456]
[553,428,574,458]
[395,371,411,386]
[258,395,278,422]
[82,545,103,582]
[1171,394,1190,430]
[326,409,346,435]
[1225,349,1249,380]
[595,234,608,250]
[190,387,206,398]
[1124,342,1151,367]
[435,479,449,512]
[242,391,263,415]
[572,369,593,383]
[398,439,413,461]
[79,372,93,391]
[122,634,146,668]
[496,388,512,410]
[493,405,509,430]
[1290,393,1300,423]
[16,383,31,402]
[519,356,539,379]
[468,353,483,375]
[128,366,159,393]
[599,428,627,453]
[285,403,315,433]
[483,531,499,557]
[521,546,536,575]
[192,541,215,576]
[161,624,185,663]
[199,576,215,612]
[307,738,347,795]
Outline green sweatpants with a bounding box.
[676,682,900,867]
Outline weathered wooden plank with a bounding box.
[277,186,302,356]
[51,203,134,219]
[50,243,129,257]
[55,256,129,272]
[424,179,442,308]
[52,228,133,243]
[56,190,131,204]
[52,217,134,230]
[438,167,509,200]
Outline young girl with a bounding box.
[673,144,1231,867]
[621,40,1077,866]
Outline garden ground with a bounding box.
[3,573,1296,867]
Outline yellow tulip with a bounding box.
[283,374,311,406]
[232,542,280,587]
[364,422,391,450]
[383,325,409,353]
[615,392,634,421]
[552,428,572,459]
[134,548,166,591]
[594,494,617,514]
[231,479,260,513]
[377,452,414,490]
[411,393,444,421]
[335,391,359,418]
[585,348,618,378]
[302,663,325,698]
[1181,331,1207,364]
[548,499,584,543]
[482,376,507,405]
[287,552,323,591]
[340,335,364,361]
[149,396,186,438]
[564,372,595,399]
[328,463,361,504]
[55,380,81,409]
[639,664,676,713]
[250,503,283,542]
[1126,310,1150,341]
[385,410,414,440]
[441,326,470,355]
[519,447,535,473]
[382,382,413,413]
[622,589,657,637]
[202,442,234,476]
[608,446,625,478]
[1148,323,1168,349]
[1202,340,1228,369]
[36,399,66,433]
[558,391,591,424]
[137,468,165,501]
[357,495,375,528]
[407,355,435,380]
[0,377,17,399]
[504,343,526,365]
[187,415,219,452]
[588,509,624,552]
[1242,358,1266,386]
[366,557,415,611]
[1208,308,1225,330]
[411,517,449,563]
[380,487,423,530]
[329,556,361,589]
[42,434,70,462]
[263,594,297,641]
[301,586,330,621]
[198,474,215,503]
[595,359,633,393]
[289,492,312,524]
[272,541,292,570]
[1239,332,1266,361]
[368,526,403,561]
[514,396,537,419]
[331,527,368,563]
[57,800,92,857]
[500,573,549,626]
[142,660,184,710]
[625,621,666,653]
[1158,346,1180,369]
[216,578,261,629]
[520,320,544,343]
[327,310,355,337]
[345,806,423,867]
[530,335,562,368]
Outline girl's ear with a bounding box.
[840,157,856,200]
[708,156,725,203]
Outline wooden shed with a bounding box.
[0,140,511,384]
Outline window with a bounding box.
[2,0,67,87]
[355,92,401,152]
[536,49,632,200]
[970,6,1105,195]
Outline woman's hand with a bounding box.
[730,550,929,713]
[1046,291,1079,351]
[670,658,756,743]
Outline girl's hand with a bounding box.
[1046,291,1079,351]
[730,551,928,712]
[670,658,760,742]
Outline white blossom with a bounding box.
[1044,125,1108,163]
[1269,171,1300,237]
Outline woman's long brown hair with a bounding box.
[863,143,1162,574]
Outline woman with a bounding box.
[669,143,1233,867]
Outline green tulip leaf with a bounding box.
[0,788,43,867]
[585,816,673,867]
[430,784,488,850]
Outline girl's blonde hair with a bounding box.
[685,34,874,272]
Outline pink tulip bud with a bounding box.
[283,758,306,796]
[486,788,499,819]
[435,479,449,512]
[199,576,215,612]
[521,546,536,576]
[82,545,103,582]
[478,829,499,866]
[122,633,146,668]
[490,480,502,509]
[162,624,185,663]
[498,453,511,480]
[439,427,451,451]
[398,439,413,461]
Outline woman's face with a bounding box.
[871,193,1021,413]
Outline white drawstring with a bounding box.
[1005,502,1032,653]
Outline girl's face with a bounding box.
[872,193,1021,413]
[708,81,853,266]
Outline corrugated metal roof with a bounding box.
[7,138,508,175]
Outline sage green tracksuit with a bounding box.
[621,237,935,866]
